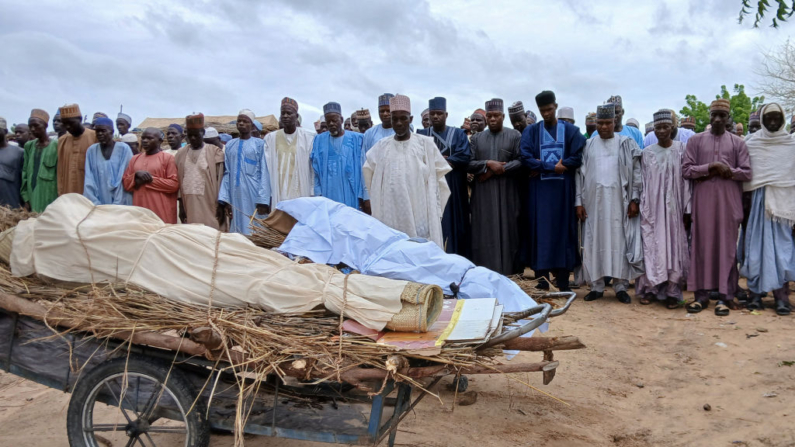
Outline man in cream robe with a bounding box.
[264,97,316,207]
[363,94,451,249]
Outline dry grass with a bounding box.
[0,206,36,232]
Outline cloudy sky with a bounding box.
[0,0,789,130]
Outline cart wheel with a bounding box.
[448,375,469,393]
[66,355,210,447]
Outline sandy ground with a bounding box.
[1,283,795,447]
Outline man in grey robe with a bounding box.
[575,103,643,304]
[467,98,523,275]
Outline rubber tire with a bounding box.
[66,355,210,447]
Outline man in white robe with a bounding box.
[264,97,316,208]
[575,103,644,304]
[363,94,451,248]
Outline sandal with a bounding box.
[776,300,791,316]
[747,295,764,311]
[715,301,730,316]
[640,293,654,305]
[666,297,680,309]
[686,301,705,313]
[725,299,742,311]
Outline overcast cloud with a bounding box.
[0,0,788,130]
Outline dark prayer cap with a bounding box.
[596,104,615,120]
[607,95,623,108]
[168,123,183,133]
[485,98,504,112]
[323,102,342,116]
[653,109,673,125]
[186,113,205,130]
[378,93,394,107]
[508,101,524,116]
[429,97,447,112]
[526,110,537,123]
[93,117,114,128]
[535,91,556,107]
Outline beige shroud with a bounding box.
[10,194,442,331]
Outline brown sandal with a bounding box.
[666,297,680,309]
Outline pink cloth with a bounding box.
[682,131,752,296]
[122,151,180,224]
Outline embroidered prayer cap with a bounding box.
[59,104,82,119]
[117,112,132,126]
[238,109,256,124]
[749,110,761,123]
[92,112,108,122]
[526,110,537,123]
[626,118,639,128]
[535,90,556,107]
[323,102,342,116]
[421,108,430,118]
[680,116,695,127]
[709,99,731,113]
[168,123,184,134]
[429,97,447,112]
[508,101,524,116]
[378,93,395,107]
[30,109,49,123]
[557,106,574,120]
[606,95,623,108]
[472,109,486,119]
[596,104,615,120]
[0,117,6,131]
[93,117,114,129]
[653,109,673,125]
[356,108,371,120]
[281,97,299,112]
[585,112,596,124]
[186,113,205,130]
[204,127,219,138]
[485,98,504,113]
[645,122,654,133]
[389,94,411,113]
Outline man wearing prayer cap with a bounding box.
[682,98,752,315]
[264,97,316,207]
[584,113,597,139]
[636,109,692,308]
[526,110,537,126]
[363,93,400,152]
[576,103,643,304]
[174,113,226,230]
[605,95,645,149]
[121,133,140,154]
[470,109,487,136]
[520,90,585,290]
[644,109,695,147]
[626,118,640,129]
[218,109,271,235]
[363,94,452,248]
[203,127,223,150]
[123,127,180,223]
[557,106,575,125]
[680,116,696,131]
[741,103,794,316]
[420,109,430,130]
[746,110,762,136]
[349,111,359,133]
[165,123,184,156]
[117,109,133,137]
[356,109,372,134]
[57,103,98,195]
[52,110,66,138]
[644,122,654,136]
[83,117,133,206]
[21,109,58,212]
[311,101,369,212]
[418,96,472,258]
[467,98,523,274]
[0,114,23,208]
[508,101,528,133]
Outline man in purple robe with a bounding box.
[683,99,752,316]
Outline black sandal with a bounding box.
[686,300,705,313]
[776,300,791,316]
[715,301,730,316]
[747,295,764,311]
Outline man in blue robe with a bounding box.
[218,109,271,235]
[520,91,585,291]
[362,93,396,153]
[311,102,370,212]
[606,95,645,149]
[83,117,133,205]
[418,97,472,258]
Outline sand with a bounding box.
[1,284,794,447]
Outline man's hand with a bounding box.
[256,204,270,215]
[683,214,692,232]
[477,170,494,183]
[216,202,228,226]
[134,170,153,187]
[554,159,567,174]
[628,201,639,218]
[486,160,506,175]
[576,206,587,222]
[361,199,372,215]
[709,162,733,179]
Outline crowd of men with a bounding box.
[0,89,792,317]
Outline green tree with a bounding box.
[717,84,765,134]
[739,0,795,27]
[680,95,710,132]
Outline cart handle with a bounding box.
[478,292,577,350]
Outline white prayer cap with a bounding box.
[557,106,574,120]
[204,127,219,138]
[120,133,138,143]
[238,109,256,124]
[626,118,640,128]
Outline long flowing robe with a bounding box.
[310,131,368,209]
[0,145,23,208]
[57,128,96,195]
[636,142,692,297]
[362,124,396,153]
[575,135,644,283]
[682,131,752,296]
[21,139,58,212]
[83,142,133,206]
[264,128,315,207]
[218,137,270,235]
[468,128,523,275]
[418,125,472,258]
[175,143,226,230]
[363,134,451,248]
[122,151,180,224]
[520,120,584,273]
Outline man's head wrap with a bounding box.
[281,97,299,112]
[93,117,114,129]
[653,109,673,125]
[585,112,596,125]
[626,118,639,128]
[238,109,256,124]
[30,109,49,124]
[526,110,537,124]
[59,104,82,119]
[485,98,504,113]
[389,95,411,113]
[762,102,785,117]
[378,93,395,108]
[508,101,524,116]
[323,102,342,116]
[168,123,183,134]
[186,113,204,130]
[356,108,371,120]
[596,104,615,120]
[429,97,446,112]
[557,106,574,121]
[117,112,132,126]
[535,91,556,107]
[606,95,623,108]
[204,127,219,138]
[121,133,138,144]
[710,99,731,114]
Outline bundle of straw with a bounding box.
[0,206,36,232]
[248,216,288,249]
[509,274,562,309]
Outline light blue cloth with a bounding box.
[362,124,395,153]
[83,142,133,206]
[275,197,542,317]
[643,127,695,148]
[619,124,645,149]
[740,187,795,293]
[218,137,271,235]
[311,131,369,209]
